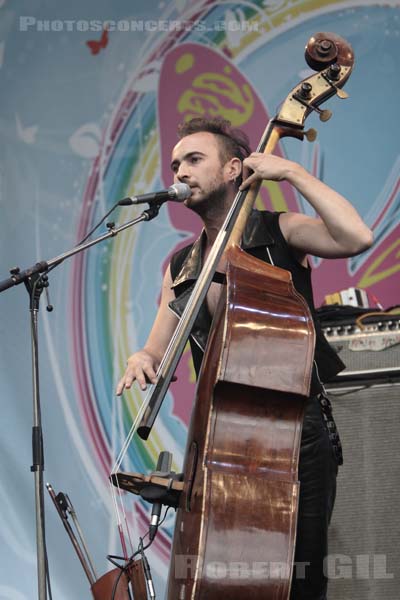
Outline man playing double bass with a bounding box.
[116,117,373,599]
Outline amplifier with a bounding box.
[322,314,400,386]
[328,382,400,600]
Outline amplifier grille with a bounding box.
[328,383,400,599]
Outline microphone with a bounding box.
[149,451,172,541]
[118,183,191,206]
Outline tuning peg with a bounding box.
[321,72,349,99]
[336,88,349,99]
[319,109,332,122]
[328,81,349,99]
[293,92,332,122]
[304,128,317,142]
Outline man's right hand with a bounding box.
[116,350,159,395]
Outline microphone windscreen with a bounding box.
[169,183,192,201]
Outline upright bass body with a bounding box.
[167,246,315,600]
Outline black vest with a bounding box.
[169,210,345,390]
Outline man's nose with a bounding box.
[176,163,189,181]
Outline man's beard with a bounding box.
[189,180,231,219]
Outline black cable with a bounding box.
[328,384,371,397]
[33,200,121,301]
[109,545,144,600]
[108,505,172,599]
[109,530,158,600]
[158,505,171,527]
[110,564,130,600]
[107,554,130,569]
[76,201,120,246]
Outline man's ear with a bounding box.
[227,157,242,180]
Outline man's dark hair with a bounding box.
[177,117,251,166]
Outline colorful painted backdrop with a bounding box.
[0,1,399,598]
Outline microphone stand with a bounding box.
[0,203,162,600]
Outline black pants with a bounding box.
[290,395,339,600]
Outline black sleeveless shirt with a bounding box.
[168,210,345,391]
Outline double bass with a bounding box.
[112,32,354,600]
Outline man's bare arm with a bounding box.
[116,265,178,394]
[241,153,373,259]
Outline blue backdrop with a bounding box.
[0,1,399,598]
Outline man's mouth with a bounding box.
[186,185,198,196]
